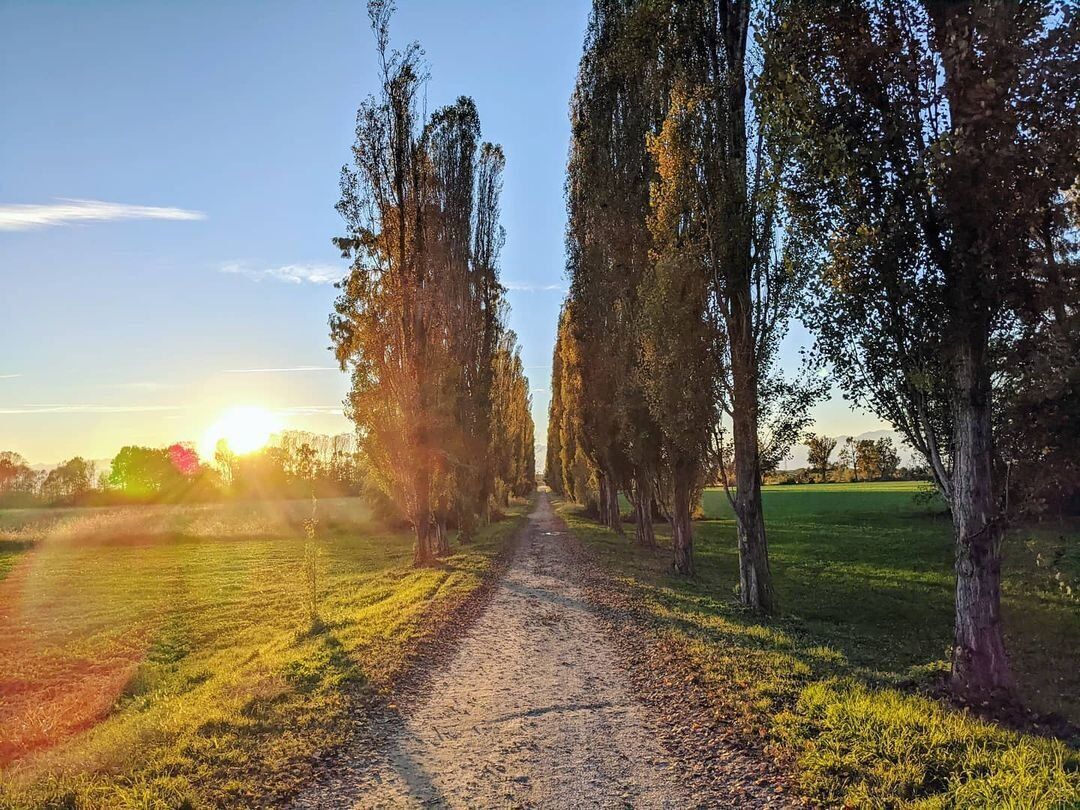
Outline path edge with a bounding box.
[551,497,801,808]
[278,496,534,807]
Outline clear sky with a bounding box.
[0,0,886,466]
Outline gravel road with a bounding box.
[294,492,786,809]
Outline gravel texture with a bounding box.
[292,493,792,809]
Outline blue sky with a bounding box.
[0,0,884,465]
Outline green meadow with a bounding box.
[562,481,1080,807]
[0,497,528,809]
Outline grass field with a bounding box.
[561,482,1080,807]
[0,496,528,808]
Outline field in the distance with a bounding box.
[563,481,1080,806]
[0,496,528,808]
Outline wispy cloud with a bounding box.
[503,281,566,293]
[222,366,338,374]
[0,374,21,379]
[0,405,182,415]
[276,405,346,416]
[0,199,205,231]
[97,381,174,391]
[220,261,343,285]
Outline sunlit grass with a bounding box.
[0,496,528,808]
[559,482,1080,807]
[776,680,1078,808]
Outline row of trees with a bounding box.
[549,0,1079,705]
[804,434,904,484]
[0,451,97,507]
[548,0,820,608]
[330,2,535,566]
[0,432,367,507]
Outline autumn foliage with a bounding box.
[331,2,534,565]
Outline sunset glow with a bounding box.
[200,406,283,457]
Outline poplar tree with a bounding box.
[550,303,599,508]
[491,331,535,504]
[331,3,438,564]
[643,0,814,599]
[544,323,566,495]
[565,0,666,540]
[332,1,533,565]
[559,0,814,581]
[640,83,720,574]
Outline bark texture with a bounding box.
[598,471,623,534]
[413,522,435,567]
[950,340,1013,700]
[433,518,450,558]
[730,282,774,613]
[413,468,435,567]
[632,472,657,548]
[671,474,694,576]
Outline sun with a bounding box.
[201,406,283,458]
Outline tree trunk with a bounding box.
[433,516,450,557]
[456,503,474,545]
[597,469,622,533]
[597,470,611,526]
[411,457,436,566]
[733,434,773,611]
[721,5,773,612]
[605,474,623,533]
[950,340,1014,701]
[924,0,1015,704]
[413,520,434,567]
[633,470,656,547]
[730,302,775,614]
[671,471,694,576]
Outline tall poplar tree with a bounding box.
[332,1,532,565]
[643,0,813,601]
[331,3,438,564]
[640,83,720,574]
[560,0,813,579]
[566,0,666,540]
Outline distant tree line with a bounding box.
[0,431,365,508]
[0,451,73,507]
[549,0,1079,707]
[330,2,535,566]
[790,435,910,485]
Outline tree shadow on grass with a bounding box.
[282,628,450,808]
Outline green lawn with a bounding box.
[560,482,1080,807]
[0,496,528,809]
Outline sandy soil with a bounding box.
[294,493,781,808]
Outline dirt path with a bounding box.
[295,493,777,808]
